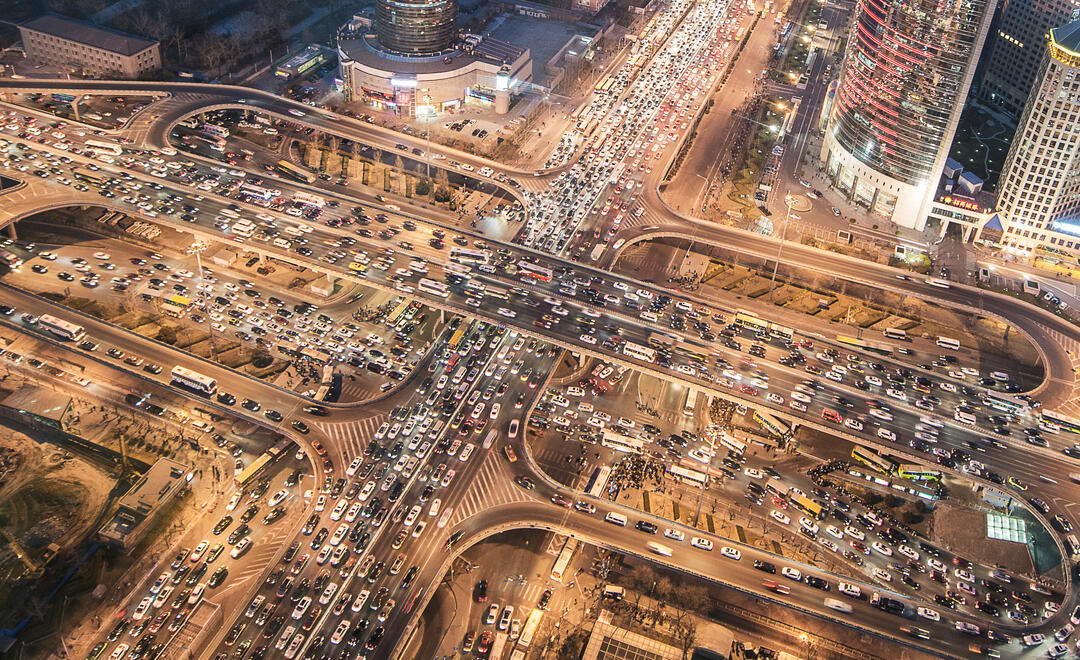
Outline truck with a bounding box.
[590,244,605,262]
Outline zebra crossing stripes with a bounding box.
[339,380,379,403]
[313,415,387,461]
[450,452,532,526]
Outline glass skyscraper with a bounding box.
[820,0,998,228]
[375,0,458,54]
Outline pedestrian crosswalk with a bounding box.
[313,414,388,461]
[339,379,380,403]
[450,451,533,526]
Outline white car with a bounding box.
[191,540,210,562]
[825,525,843,539]
[720,546,741,560]
[770,510,790,525]
[838,582,861,598]
[690,537,713,551]
[664,528,685,541]
[917,607,940,622]
[897,545,920,561]
[819,538,839,553]
[871,541,892,556]
[868,408,893,422]
[781,567,802,581]
[844,526,865,541]
[743,468,765,479]
[872,567,892,582]
[268,489,289,508]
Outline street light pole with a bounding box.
[768,197,799,302]
[191,242,218,360]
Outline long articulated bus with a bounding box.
[239,183,277,200]
[1040,410,1080,434]
[647,332,710,363]
[851,445,898,475]
[72,167,106,188]
[753,410,792,439]
[983,391,1031,416]
[200,123,230,138]
[235,453,272,488]
[170,365,218,395]
[275,160,316,184]
[38,314,86,341]
[550,539,577,582]
[449,247,490,265]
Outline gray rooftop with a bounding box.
[1052,19,1080,55]
[21,13,158,56]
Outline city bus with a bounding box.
[170,365,218,395]
[449,247,490,265]
[239,183,277,201]
[447,327,467,351]
[84,139,123,156]
[550,539,577,582]
[836,335,896,356]
[719,432,747,455]
[682,387,697,416]
[292,191,325,208]
[1041,410,1080,434]
[586,466,611,498]
[72,168,106,188]
[235,452,272,488]
[851,445,897,475]
[276,160,315,184]
[883,328,908,341]
[517,261,554,282]
[734,311,769,334]
[791,494,824,520]
[200,123,230,138]
[622,342,656,363]
[667,463,708,487]
[189,134,225,151]
[647,332,710,363]
[897,464,942,482]
[38,314,86,341]
[385,300,411,327]
[517,609,543,649]
[601,429,645,454]
[418,278,450,298]
[753,410,791,439]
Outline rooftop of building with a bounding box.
[338,30,527,75]
[118,457,189,515]
[20,13,158,56]
[1052,19,1080,55]
[1,389,70,422]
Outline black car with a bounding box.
[264,409,283,422]
[303,405,329,416]
[805,576,829,590]
[635,520,658,534]
[753,560,776,574]
[241,399,261,412]
[291,420,309,434]
[514,476,536,490]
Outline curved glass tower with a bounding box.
[820,0,997,228]
[375,0,458,54]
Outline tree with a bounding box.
[156,326,178,344]
[415,178,431,196]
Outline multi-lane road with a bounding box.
[2,1,1080,656]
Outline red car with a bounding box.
[477,631,493,656]
[740,385,759,396]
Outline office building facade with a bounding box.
[19,13,160,79]
[978,0,1079,119]
[820,0,997,229]
[996,20,1080,256]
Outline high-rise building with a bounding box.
[978,0,1078,120]
[996,19,1080,256]
[820,0,998,229]
[375,0,458,54]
